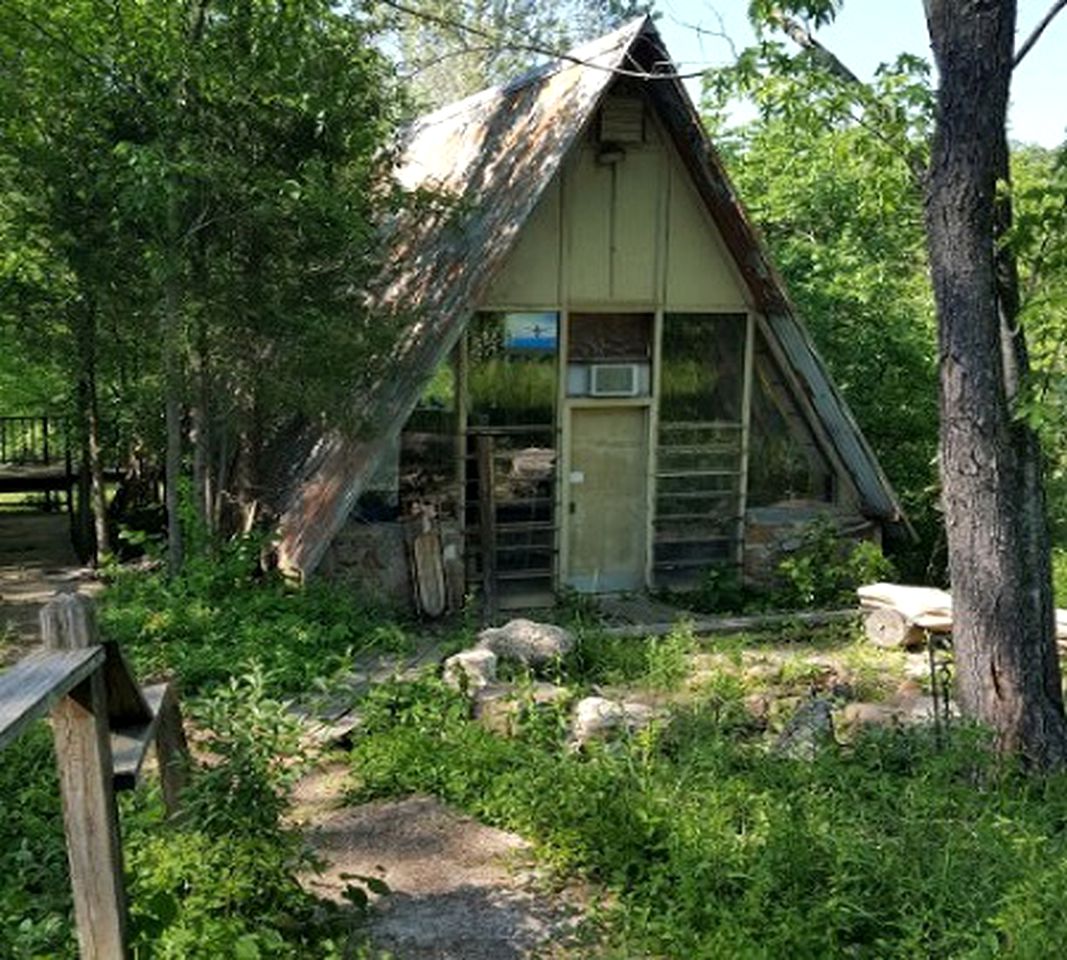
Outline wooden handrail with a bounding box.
[0,594,189,959]
[0,646,105,751]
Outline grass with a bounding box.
[5,537,1067,957]
[98,541,413,697]
[1,540,417,958]
[348,636,1067,959]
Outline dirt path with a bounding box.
[0,512,97,664]
[294,766,590,959]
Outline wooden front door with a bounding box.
[566,406,648,592]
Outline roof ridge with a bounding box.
[405,16,649,134]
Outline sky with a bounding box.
[654,0,1067,148]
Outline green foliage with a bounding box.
[182,668,307,837]
[123,673,357,959]
[777,519,894,608]
[1010,145,1067,544]
[0,727,76,958]
[0,0,405,542]
[560,622,699,691]
[560,624,650,686]
[350,672,1067,958]
[1054,548,1067,605]
[99,537,411,695]
[643,622,696,691]
[688,563,759,614]
[704,39,941,579]
[0,651,372,958]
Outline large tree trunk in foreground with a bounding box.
[924,0,1067,766]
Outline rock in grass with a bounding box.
[772,698,835,760]
[473,682,570,736]
[570,696,657,746]
[443,648,497,692]
[476,619,575,667]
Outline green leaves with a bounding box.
[748,0,844,33]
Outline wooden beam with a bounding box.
[110,682,169,790]
[101,642,152,728]
[41,594,129,960]
[604,607,859,639]
[0,647,104,752]
[110,680,188,817]
[476,435,497,621]
[153,683,189,817]
[736,312,756,568]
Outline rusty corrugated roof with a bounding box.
[276,17,902,578]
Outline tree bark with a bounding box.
[162,191,185,577]
[73,300,111,559]
[189,238,213,541]
[924,0,1067,766]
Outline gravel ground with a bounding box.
[295,770,590,959]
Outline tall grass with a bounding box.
[350,672,1067,958]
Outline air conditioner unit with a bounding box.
[589,363,640,397]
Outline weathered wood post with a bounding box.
[476,435,497,622]
[154,684,189,816]
[41,594,128,960]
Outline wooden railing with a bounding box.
[0,594,188,960]
[0,415,67,466]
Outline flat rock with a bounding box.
[773,699,835,760]
[473,682,570,737]
[444,648,497,693]
[571,696,658,746]
[477,619,575,667]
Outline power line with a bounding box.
[377,0,712,81]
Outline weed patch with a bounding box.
[98,541,413,696]
[348,670,1067,958]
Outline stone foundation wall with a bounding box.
[743,501,880,588]
[322,520,414,610]
[322,516,466,614]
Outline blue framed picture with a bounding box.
[504,312,558,353]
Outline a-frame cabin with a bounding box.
[274,18,903,611]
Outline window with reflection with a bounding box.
[747,331,835,506]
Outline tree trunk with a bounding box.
[189,240,213,541]
[924,0,1067,766]
[73,300,111,559]
[162,213,185,577]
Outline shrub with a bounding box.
[99,537,412,696]
[0,727,75,959]
[644,622,695,691]
[181,667,307,838]
[777,519,895,608]
[132,666,369,957]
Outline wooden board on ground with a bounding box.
[408,524,448,618]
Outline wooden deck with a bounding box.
[0,462,75,494]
